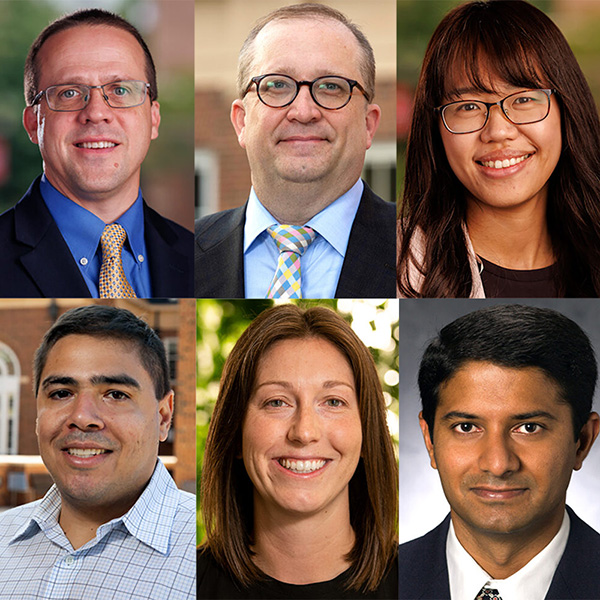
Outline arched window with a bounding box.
[0,343,20,454]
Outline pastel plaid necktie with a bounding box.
[98,223,137,299]
[475,586,502,600]
[266,224,316,298]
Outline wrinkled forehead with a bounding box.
[436,40,548,105]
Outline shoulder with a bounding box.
[398,517,450,597]
[549,507,600,598]
[0,501,41,544]
[143,203,193,245]
[194,206,246,242]
[357,183,396,224]
[197,546,247,599]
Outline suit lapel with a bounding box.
[335,184,396,298]
[14,179,90,297]
[144,204,193,297]
[194,206,245,298]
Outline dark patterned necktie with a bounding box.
[475,585,502,600]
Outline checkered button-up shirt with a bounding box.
[0,459,195,599]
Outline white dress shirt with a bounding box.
[447,510,570,600]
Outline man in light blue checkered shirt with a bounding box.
[0,305,195,599]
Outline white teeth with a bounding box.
[67,448,107,457]
[481,154,530,169]
[78,141,116,149]
[279,458,326,473]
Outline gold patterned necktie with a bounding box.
[98,223,137,299]
[266,224,316,299]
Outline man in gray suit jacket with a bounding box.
[400,305,600,600]
[194,3,395,299]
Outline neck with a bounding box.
[45,173,139,224]
[251,502,355,584]
[253,178,355,226]
[58,486,145,550]
[451,507,565,579]
[466,197,554,270]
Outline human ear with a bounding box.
[419,410,438,470]
[150,100,161,140]
[23,106,40,144]
[364,103,381,149]
[230,99,247,148]
[158,390,174,442]
[574,411,600,470]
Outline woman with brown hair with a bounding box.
[398,0,600,298]
[197,304,398,599]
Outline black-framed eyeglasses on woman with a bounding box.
[436,88,556,134]
[244,73,370,110]
[31,80,151,112]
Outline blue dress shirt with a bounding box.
[244,179,363,298]
[40,175,152,297]
[0,460,196,599]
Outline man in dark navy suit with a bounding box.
[399,305,600,600]
[194,3,395,299]
[0,9,192,298]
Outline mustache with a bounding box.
[464,476,531,489]
[56,433,117,451]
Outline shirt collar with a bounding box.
[447,510,570,600]
[40,174,146,263]
[10,459,179,555]
[243,179,363,256]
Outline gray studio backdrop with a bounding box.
[399,299,600,544]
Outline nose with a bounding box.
[479,103,519,142]
[478,430,520,476]
[68,393,105,431]
[287,404,321,444]
[77,86,114,124]
[286,84,322,123]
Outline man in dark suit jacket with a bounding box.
[195,4,395,299]
[1,9,192,298]
[399,305,600,600]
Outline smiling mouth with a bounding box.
[65,448,110,457]
[76,141,117,149]
[278,458,327,473]
[478,154,531,169]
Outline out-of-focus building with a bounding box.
[195,0,397,217]
[0,298,196,507]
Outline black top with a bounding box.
[479,256,558,298]
[197,547,398,599]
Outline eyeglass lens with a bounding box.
[45,81,148,111]
[443,89,551,133]
[256,75,352,109]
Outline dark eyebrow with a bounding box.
[41,375,77,391]
[90,374,140,389]
[40,374,140,391]
[511,411,557,421]
[441,410,558,421]
[441,411,479,421]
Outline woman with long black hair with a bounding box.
[398,0,600,298]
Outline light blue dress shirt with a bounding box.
[0,460,195,599]
[40,175,152,297]
[244,178,363,298]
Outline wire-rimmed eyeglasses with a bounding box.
[436,89,556,134]
[31,80,151,112]
[244,74,370,110]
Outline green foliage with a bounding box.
[195,299,399,543]
[0,0,55,209]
